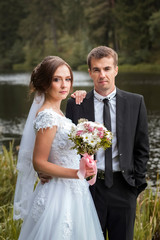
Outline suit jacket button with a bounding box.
[122,170,125,173]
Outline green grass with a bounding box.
[78,63,160,74]
[0,143,159,240]
[118,63,160,74]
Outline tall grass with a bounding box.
[0,142,22,239]
[134,179,160,240]
[0,143,159,240]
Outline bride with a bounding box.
[13,56,104,240]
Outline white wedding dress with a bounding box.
[18,108,104,240]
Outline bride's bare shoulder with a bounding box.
[36,103,51,116]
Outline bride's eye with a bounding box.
[53,78,61,82]
[66,78,71,82]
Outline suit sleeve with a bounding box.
[66,98,79,125]
[134,96,149,193]
[66,98,74,121]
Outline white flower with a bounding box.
[82,133,92,142]
[106,131,112,140]
[88,139,97,148]
[68,118,113,155]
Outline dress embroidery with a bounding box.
[62,211,73,239]
[18,108,104,240]
[31,183,49,222]
[31,109,88,221]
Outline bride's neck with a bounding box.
[45,96,61,110]
[44,96,64,116]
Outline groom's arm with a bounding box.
[134,96,149,193]
[66,91,87,123]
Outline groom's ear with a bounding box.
[88,68,91,77]
[114,66,118,76]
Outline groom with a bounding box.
[66,46,149,240]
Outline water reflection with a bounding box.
[117,74,160,185]
[0,72,160,186]
[0,71,93,87]
[147,114,160,183]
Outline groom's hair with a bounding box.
[87,46,118,69]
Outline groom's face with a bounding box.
[88,57,118,96]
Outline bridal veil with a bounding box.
[13,94,44,220]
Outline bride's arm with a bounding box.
[33,126,95,179]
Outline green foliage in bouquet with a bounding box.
[68,118,112,155]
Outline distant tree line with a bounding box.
[0,0,160,72]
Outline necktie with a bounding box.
[103,99,113,188]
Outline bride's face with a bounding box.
[47,65,72,101]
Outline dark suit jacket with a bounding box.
[66,88,149,194]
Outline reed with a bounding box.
[0,142,22,239]
[0,144,159,240]
[0,204,22,240]
[134,178,160,240]
[0,142,17,205]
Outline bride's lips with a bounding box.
[59,91,68,94]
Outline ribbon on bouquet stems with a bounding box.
[77,153,97,185]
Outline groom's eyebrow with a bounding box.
[92,66,111,71]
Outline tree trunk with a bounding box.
[50,17,58,49]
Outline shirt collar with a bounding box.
[94,88,116,102]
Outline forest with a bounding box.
[0,0,160,73]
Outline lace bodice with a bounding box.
[34,108,80,169]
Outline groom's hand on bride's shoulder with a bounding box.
[38,172,52,184]
[71,90,87,105]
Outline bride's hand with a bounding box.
[38,172,52,184]
[85,162,97,178]
[71,90,87,105]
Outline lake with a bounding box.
[0,72,160,187]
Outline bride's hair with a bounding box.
[29,56,73,94]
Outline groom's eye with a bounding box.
[92,68,100,73]
[104,67,111,71]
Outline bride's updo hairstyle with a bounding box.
[30,56,73,94]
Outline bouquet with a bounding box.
[68,118,112,185]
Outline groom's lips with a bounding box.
[99,80,107,84]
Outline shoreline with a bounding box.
[77,63,160,74]
[0,63,160,75]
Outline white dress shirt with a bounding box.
[94,88,120,172]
